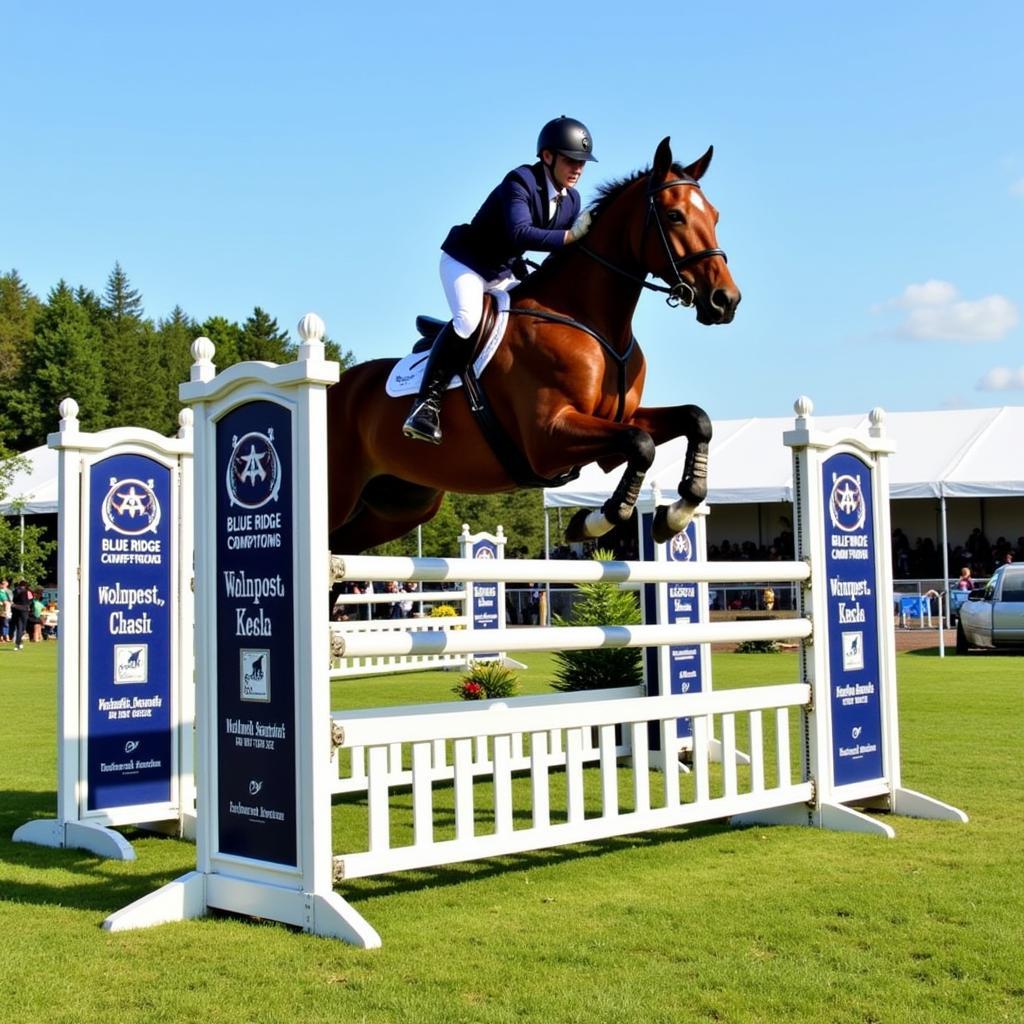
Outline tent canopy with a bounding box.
[1,445,59,515]
[544,406,1024,509]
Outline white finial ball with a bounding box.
[192,336,215,363]
[178,408,194,430]
[298,313,325,344]
[869,406,886,428]
[59,397,80,420]
[794,395,814,417]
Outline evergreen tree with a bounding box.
[0,270,43,385]
[323,334,356,371]
[98,263,165,432]
[199,315,244,369]
[157,306,200,432]
[239,307,294,363]
[3,282,107,446]
[550,549,644,692]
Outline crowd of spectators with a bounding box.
[0,578,58,648]
[892,528,1023,580]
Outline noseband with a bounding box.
[578,174,728,308]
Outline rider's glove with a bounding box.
[568,210,592,242]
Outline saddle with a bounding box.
[412,293,499,355]
[406,294,580,490]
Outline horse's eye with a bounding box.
[666,210,685,225]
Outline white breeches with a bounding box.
[439,253,517,339]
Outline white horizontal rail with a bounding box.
[332,589,466,607]
[332,684,644,727]
[334,683,809,748]
[333,617,812,660]
[332,555,810,586]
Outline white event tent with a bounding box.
[544,405,1024,584]
[1,444,59,515]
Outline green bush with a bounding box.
[734,639,781,653]
[551,549,644,692]
[453,660,520,701]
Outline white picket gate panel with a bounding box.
[332,684,810,880]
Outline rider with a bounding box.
[402,116,598,445]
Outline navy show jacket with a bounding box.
[441,162,581,281]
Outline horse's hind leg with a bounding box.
[628,403,712,544]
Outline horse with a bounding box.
[326,137,741,555]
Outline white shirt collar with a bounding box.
[543,166,568,202]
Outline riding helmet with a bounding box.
[536,116,598,162]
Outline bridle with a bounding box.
[578,173,727,308]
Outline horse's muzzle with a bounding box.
[697,286,741,325]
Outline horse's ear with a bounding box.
[682,145,714,181]
[652,137,673,179]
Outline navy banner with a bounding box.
[470,536,499,658]
[662,524,703,740]
[215,401,297,867]
[641,516,703,743]
[86,454,173,811]
[822,452,885,786]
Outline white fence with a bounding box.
[103,315,967,950]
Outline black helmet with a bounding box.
[536,116,598,162]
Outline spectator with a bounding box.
[0,578,11,643]
[957,567,974,591]
[10,580,30,650]
[41,601,59,639]
[29,589,44,642]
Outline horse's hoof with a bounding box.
[652,504,693,545]
[565,508,590,542]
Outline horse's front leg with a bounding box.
[628,403,712,543]
[544,413,656,542]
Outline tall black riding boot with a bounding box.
[402,323,471,444]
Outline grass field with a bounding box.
[1,640,1021,1024]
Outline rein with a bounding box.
[507,307,637,422]
[577,174,727,308]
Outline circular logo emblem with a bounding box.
[226,429,282,509]
[669,530,694,562]
[829,473,866,533]
[474,545,495,559]
[101,477,161,535]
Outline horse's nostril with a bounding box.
[711,288,740,314]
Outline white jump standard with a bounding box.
[104,316,966,948]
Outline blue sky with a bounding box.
[3,2,1022,421]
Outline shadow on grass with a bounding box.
[1,781,738,924]
[0,788,193,916]
[905,646,1018,658]
[337,818,733,904]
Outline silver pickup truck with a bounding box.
[957,563,1024,653]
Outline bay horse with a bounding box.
[327,137,740,554]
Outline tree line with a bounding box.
[0,264,554,576]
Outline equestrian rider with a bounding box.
[402,116,598,444]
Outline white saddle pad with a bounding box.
[385,289,511,397]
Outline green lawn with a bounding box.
[1,641,1021,1024]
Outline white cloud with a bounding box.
[978,366,1024,391]
[1010,177,1024,198]
[897,280,959,307]
[874,280,1019,342]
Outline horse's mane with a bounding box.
[522,162,690,282]
[588,162,691,218]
